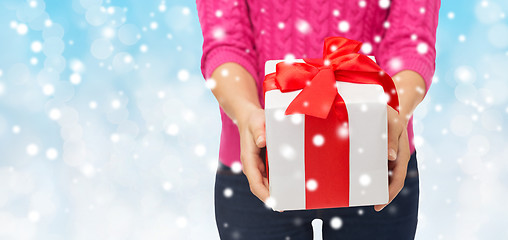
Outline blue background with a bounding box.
[0,0,507,239]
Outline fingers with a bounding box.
[374,161,406,211]
[387,107,402,161]
[375,129,411,212]
[240,126,269,202]
[237,108,270,203]
[242,152,270,202]
[374,160,407,211]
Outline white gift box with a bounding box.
[264,59,389,211]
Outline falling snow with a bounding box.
[0,1,505,239]
[338,20,350,32]
[223,188,233,198]
[330,216,343,230]
[296,19,311,34]
[312,134,325,146]
[306,179,318,191]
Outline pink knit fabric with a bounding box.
[197,0,440,167]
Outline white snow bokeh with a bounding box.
[0,0,506,239]
[413,1,508,239]
[0,0,219,239]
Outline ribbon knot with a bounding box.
[263,37,399,119]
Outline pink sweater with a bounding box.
[197,0,440,167]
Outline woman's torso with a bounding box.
[217,0,417,167]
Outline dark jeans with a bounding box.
[214,152,419,240]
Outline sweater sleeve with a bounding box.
[375,0,440,95]
[196,0,258,81]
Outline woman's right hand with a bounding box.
[237,106,270,204]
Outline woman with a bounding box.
[196,0,440,239]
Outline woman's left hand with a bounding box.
[374,106,411,212]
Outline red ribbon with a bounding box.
[263,37,399,118]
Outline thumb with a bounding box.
[251,124,266,148]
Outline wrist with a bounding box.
[235,101,262,129]
[400,112,411,129]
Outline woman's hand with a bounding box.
[208,62,270,203]
[373,70,426,211]
[237,106,270,203]
[374,104,411,212]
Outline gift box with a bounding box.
[263,37,399,211]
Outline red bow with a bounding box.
[264,37,399,119]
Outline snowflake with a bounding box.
[26,143,39,156]
[149,22,158,30]
[111,99,121,109]
[30,57,38,65]
[28,211,40,222]
[70,73,82,85]
[176,217,188,228]
[383,21,390,28]
[205,78,216,89]
[89,101,97,109]
[110,133,120,142]
[139,44,148,53]
[296,19,311,34]
[358,209,364,215]
[29,0,37,8]
[177,69,190,82]
[46,148,59,160]
[162,181,173,191]
[274,109,285,121]
[417,42,429,54]
[264,196,277,209]
[81,163,96,177]
[379,0,390,9]
[361,42,372,54]
[223,188,233,198]
[330,216,343,229]
[359,174,371,186]
[212,27,225,40]
[312,134,324,146]
[194,144,206,157]
[31,41,43,53]
[231,161,242,174]
[181,7,190,16]
[290,114,302,125]
[17,23,28,35]
[458,34,466,42]
[166,124,179,136]
[388,57,403,71]
[338,20,350,32]
[49,108,62,120]
[284,53,296,63]
[279,144,296,160]
[215,10,223,18]
[306,179,318,191]
[454,66,474,83]
[158,4,166,12]
[337,124,349,139]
